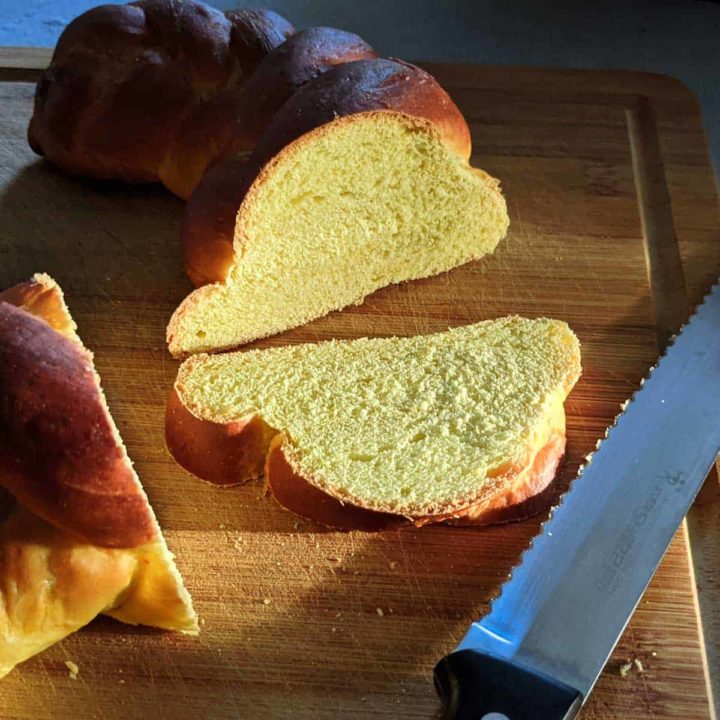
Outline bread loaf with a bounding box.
[0,274,197,678]
[160,26,377,198]
[180,58,473,286]
[28,0,296,195]
[167,317,581,528]
[31,2,512,362]
[27,0,384,200]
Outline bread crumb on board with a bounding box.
[376,608,384,617]
[64,660,79,680]
[619,657,646,678]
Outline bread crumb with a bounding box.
[200,618,207,626]
[233,537,244,551]
[619,660,633,678]
[118,679,126,685]
[634,658,644,673]
[376,608,384,617]
[331,627,337,633]
[263,598,272,605]
[651,651,657,657]
[64,660,79,680]
[219,523,226,530]
[389,561,397,570]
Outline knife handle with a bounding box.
[434,650,583,720]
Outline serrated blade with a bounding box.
[456,282,720,700]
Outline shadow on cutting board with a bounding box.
[0,144,702,718]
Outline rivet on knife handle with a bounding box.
[434,650,582,720]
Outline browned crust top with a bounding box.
[28,0,295,183]
[252,58,471,166]
[0,296,156,548]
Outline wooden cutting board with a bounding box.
[0,51,719,719]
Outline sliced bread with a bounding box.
[167,317,581,527]
[0,274,198,678]
[167,110,509,356]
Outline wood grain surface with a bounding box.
[1,52,719,719]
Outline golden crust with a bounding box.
[180,158,252,286]
[264,434,403,531]
[0,279,156,548]
[0,273,78,341]
[165,388,274,486]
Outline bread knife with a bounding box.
[434,282,720,719]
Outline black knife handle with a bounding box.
[434,650,583,720]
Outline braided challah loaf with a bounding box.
[29,0,510,355]
[28,0,296,195]
[28,0,381,198]
[0,274,197,678]
[159,26,377,198]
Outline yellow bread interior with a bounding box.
[0,508,197,679]
[176,317,581,516]
[168,112,509,356]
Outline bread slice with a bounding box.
[0,274,198,679]
[167,317,581,526]
[167,111,509,356]
[180,58,473,287]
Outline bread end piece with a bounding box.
[0,274,198,678]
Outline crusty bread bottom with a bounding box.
[166,387,274,486]
[166,389,567,530]
[265,431,566,530]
